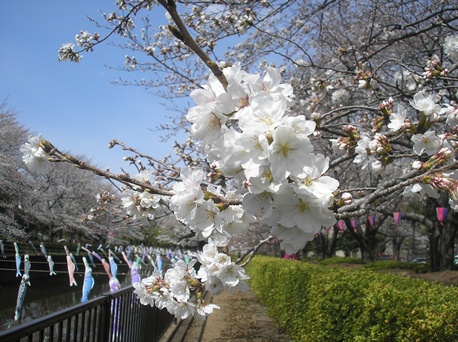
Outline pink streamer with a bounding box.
[338,221,345,232]
[393,212,402,225]
[436,207,448,223]
[368,214,376,226]
[351,219,358,232]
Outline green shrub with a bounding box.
[246,257,316,335]
[318,256,364,266]
[412,263,431,274]
[246,256,458,342]
[300,267,375,341]
[352,274,458,341]
[363,260,409,270]
[362,260,431,274]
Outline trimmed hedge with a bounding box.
[245,256,458,342]
[318,256,364,266]
[362,260,431,274]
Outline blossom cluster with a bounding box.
[118,170,162,220]
[181,63,339,254]
[121,189,160,220]
[196,240,249,295]
[20,135,50,174]
[169,167,256,246]
[133,240,248,319]
[331,86,458,208]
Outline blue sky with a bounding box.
[0,1,185,172]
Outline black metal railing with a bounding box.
[0,286,174,342]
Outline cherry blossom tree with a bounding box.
[18,0,458,318]
[0,103,129,242]
[20,160,122,243]
[0,102,30,239]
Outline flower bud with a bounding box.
[311,112,321,121]
[412,161,423,169]
[341,192,353,204]
[371,160,383,175]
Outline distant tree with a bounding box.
[19,160,109,242]
[0,101,143,243]
[0,101,30,238]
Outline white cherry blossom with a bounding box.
[186,104,227,143]
[272,187,336,234]
[290,154,339,198]
[444,35,458,62]
[411,131,442,156]
[268,125,314,181]
[403,183,440,199]
[271,224,315,255]
[388,104,408,131]
[441,103,458,127]
[133,170,153,183]
[353,134,373,169]
[247,164,288,195]
[371,160,384,175]
[238,92,287,132]
[282,116,316,136]
[242,191,275,219]
[409,92,441,116]
[206,128,245,176]
[20,135,50,174]
[239,130,270,173]
[190,199,224,238]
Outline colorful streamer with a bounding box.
[351,218,358,232]
[436,207,448,225]
[338,220,345,232]
[64,246,77,286]
[0,240,5,259]
[40,242,48,259]
[393,212,402,225]
[368,214,376,226]
[81,257,95,303]
[14,274,29,321]
[29,241,39,256]
[14,242,21,277]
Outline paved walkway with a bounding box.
[161,290,290,342]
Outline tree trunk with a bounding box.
[319,231,327,259]
[392,205,457,271]
[350,231,379,263]
[314,226,340,259]
[429,218,457,271]
[425,194,458,272]
[392,233,405,261]
[360,243,379,263]
[326,227,339,258]
[345,219,381,263]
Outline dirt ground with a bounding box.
[338,263,458,286]
[388,268,458,285]
[182,290,290,342]
[184,268,458,342]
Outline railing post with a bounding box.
[99,294,112,342]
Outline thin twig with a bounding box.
[237,235,273,267]
[158,0,228,90]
